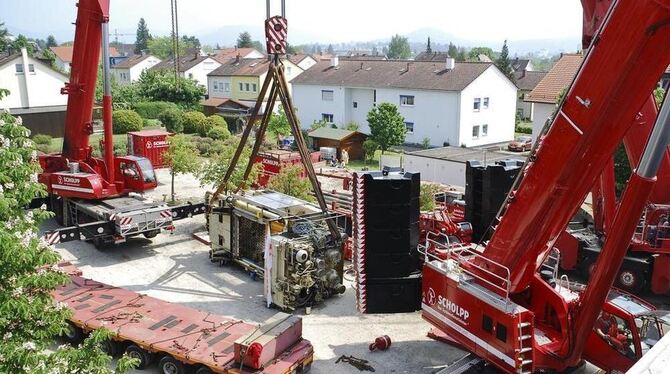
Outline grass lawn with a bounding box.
[347,150,402,171]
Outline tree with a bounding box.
[252,40,265,53]
[267,164,314,201]
[366,102,406,154]
[237,32,253,48]
[181,35,201,49]
[268,105,291,138]
[654,87,666,108]
[0,111,137,373]
[495,40,515,81]
[164,135,200,202]
[198,137,262,191]
[420,183,441,211]
[12,34,33,55]
[426,37,432,53]
[327,44,334,55]
[342,121,360,131]
[134,18,151,54]
[135,69,206,109]
[0,22,8,52]
[46,35,58,48]
[362,139,379,164]
[387,34,411,60]
[147,36,198,59]
[467,46,494,62]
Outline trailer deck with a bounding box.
[54,269,313,373]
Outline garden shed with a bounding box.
[308,127,368,160]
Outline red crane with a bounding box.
[421,0,670,372]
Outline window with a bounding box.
[353,101,358,108]
[400,95,415,106]
[473,98,481,111]
[482,315,493,333]
[188,73,193,79]
[213,81,220,91]
[28,64,34,73]
[405,122,414,134]
[239,83,243,91]
[495,323,507,343]
[321,90,334,101]
[252,83,257,92]
[594,311,637,358]
[322,113,334,123]
[472,125,480,139]
[482,124,488,137]
[224,83,230,92]
[483,97,490,109]
[15,64,23,73]
[245,83,250,91]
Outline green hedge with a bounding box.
[133,101,179,119]
[158,108,184,133]
[32,134,52,145]
[515,125,532,134]
[207,126,230,140]
[112,110,143,134]
[182,111,208,135]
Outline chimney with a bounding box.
[235,53,240,63]
[20,47,30,108]
[446,57,455,70]
[330,56,339,67]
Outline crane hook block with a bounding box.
[265,16,288,55]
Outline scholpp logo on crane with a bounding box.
[437,295,470,323]
[426,288,437,305]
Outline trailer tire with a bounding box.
[143,229,160,239]
[158,355,186,374]
[51,195,64,226]
[125,345,154,370]
[62,321,83,344]
[195,367,213,374]
[616,267,646,294]
[93,237,108,250]
[100,339,121,357]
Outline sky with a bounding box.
[0,0,583,46]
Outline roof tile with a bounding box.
[526,54,583,104]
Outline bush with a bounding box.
[158,108,184,133]
[209,140,227,156]
[207,126,231,140]
[421,137,431,149]
[515,124,532,134]
[207,114,228,129]
[363,139,379,163]
[196,142,211,156]
[33,134,52,145]
[112,110,143,134]
[36,144,51,154]
[134,101,179,119]
[183,111,208,135]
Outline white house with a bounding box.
[288,54,318,71]
[50,46,120,73]
[111,54,161,84]
[525,54,583,141]
[151,53,221,94]
[0,48,68,110]
[291,58,518,148]
[213,48,264,62]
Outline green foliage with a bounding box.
[362,139,379,163]
[268,106,291,138]
[343,121,360,131]
[267,164,314,202]
[164,134,201,200]
[387,34,411,60]
[421,137,431,149]
[366,102,406,153]
[32,134,52,145]
[468,47,495,62]
[112,110,143,134]
[182,111,208,135]
[46,35,57,48]
[614,143,632,197]
[135,69,206,109]
[198,137,262,191]
[135,18,151,54]
[0,112,137,373]
[311,119,328,130]
[133,101,179,119]
[420,183,441,211]
[0,22,8,52]
[207,114,228,129]
[147,35,198,59]
[237,32,254,48]
[495,40,515,82]
[0,88,9,100]
[655,87,666,108]
[158,108,184,133]
[12,34,33,55]
[515,124,533,135]
[207,126,231,140]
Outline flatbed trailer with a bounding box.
[54,265,313,374]
[44,195,206,248]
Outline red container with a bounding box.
[127,130,172,168]
[254,150,321,187]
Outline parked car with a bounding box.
[508,136,532,152]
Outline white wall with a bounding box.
[184,57,221,94]
[531,102,555,142]
[0,54,68,110]
[244,50,265,59]
[348,88,374,130]
[54,58,70,73]
[297,57,317,71]
[517,92,534,120]
[293,84,346,128]
[404,155,467,186]
[129,56,161,81]
[112,67,131,85]
[208,76,233,99]
[459,66,517,147]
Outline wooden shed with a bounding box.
[308,127,368,160]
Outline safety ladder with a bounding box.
[516,315,533,374]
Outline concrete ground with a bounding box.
[45,169,469,374]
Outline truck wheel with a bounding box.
[93,237,108,250]
[616,267,646,293]
[579,255,596,280]
[51,195,64,226]
[62,321,83,344]
[195,367,213,374]
[158,355,186,374]
[143,230,160,239]
[125,345,154,370]
[100,339,121,356]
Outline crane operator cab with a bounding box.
[114,156,157,193]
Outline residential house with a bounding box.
[525,53,583,141]
[0,48,70,136]
[206,57,303,102]
[213,48,264,62]
[50,46,120,73]
[287,54,318,71]
[111,54,161,84]
[511,58,535,74]
[291,58,518,148]
[308,127,368,160]
[515,71,547,120]
[150,53,221,94]
[414,51,451,62]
